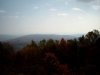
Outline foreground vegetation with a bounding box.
[0,30,100,75]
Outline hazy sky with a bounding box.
[0,0,100,35]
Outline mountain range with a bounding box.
[0,34,82,50]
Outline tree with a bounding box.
[67,39,78,52]
[44,39,56,53]
[39,39,46,47]
[46,39,55,46]
[95,37,100,49]
[59,38,68,51]
[85,29,100,45]
[55,40,59,45]
[31,40,37,47]
[58,38,70,64]
[78,35,85,43]
[44,53,71,74]
[44,53,60,74]
[0,42,15,75]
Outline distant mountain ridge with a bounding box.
[4,34,78,50]
[0,34,23,41]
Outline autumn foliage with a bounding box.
[0,29,100,75]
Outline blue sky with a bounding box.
[0,0,100,35]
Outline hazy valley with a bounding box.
[0,34,80,50]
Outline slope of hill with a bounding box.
[5,34,77,50]
[0,34,23,41]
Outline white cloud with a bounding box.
[0,10,6,13]
[78,17,83,19]
[91,5,100,10]
[65,2,68,5]
[34,6,39,9]
[50,9,57,11]
[72,7,81,10]
[58,13,68,16]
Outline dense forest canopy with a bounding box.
[0,29,100,75]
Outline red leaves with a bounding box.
[59,64,71,74]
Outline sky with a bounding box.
[0,0,100,35]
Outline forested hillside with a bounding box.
[0,30,100,75]
[5,34,76,50]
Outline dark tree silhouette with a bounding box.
[0,29,100,75]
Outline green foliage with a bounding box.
[39,39,46,47]
[31,40,37,47]
[55,40,59,45]
[78,35,85,43]
[85,29,100,45]
[46,39,55,46]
